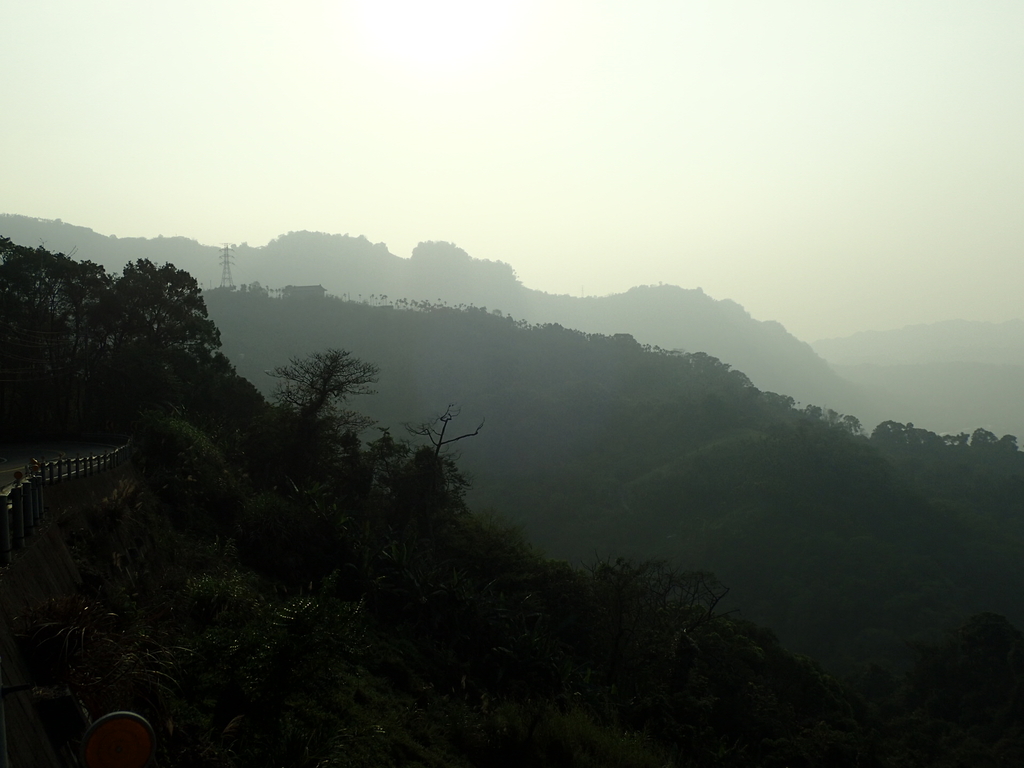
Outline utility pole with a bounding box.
[219,244,236,289]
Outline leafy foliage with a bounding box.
[0,238,260,433]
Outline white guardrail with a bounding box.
[0,437,132,566]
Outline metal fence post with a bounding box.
[31,476,43,528]
[0,492,10,566]
[11,486,23,551]
[23,479,35,539]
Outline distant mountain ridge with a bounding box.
[813,318,1024,366]
[10,213,1024,439]
[811,319,1024,439]
[1,214,862,416]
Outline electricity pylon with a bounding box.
[219,244,235,289]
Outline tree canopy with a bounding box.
[0,238,253,433]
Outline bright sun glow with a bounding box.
[351,0,520,74]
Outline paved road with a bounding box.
[0,440,125,490]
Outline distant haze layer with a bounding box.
[3,1,1024,340]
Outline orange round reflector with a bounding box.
[13,471,23,481]
[81,712,155,768]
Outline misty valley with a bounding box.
[3,227,1024,767]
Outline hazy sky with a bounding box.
[3,1,1023,340]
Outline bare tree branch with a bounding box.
[406,403,484,458]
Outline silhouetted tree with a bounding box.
[270,348,378,427]
[257,349,379,487]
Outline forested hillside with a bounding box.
[203,287,1024,672]
[6,238,1024,766]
